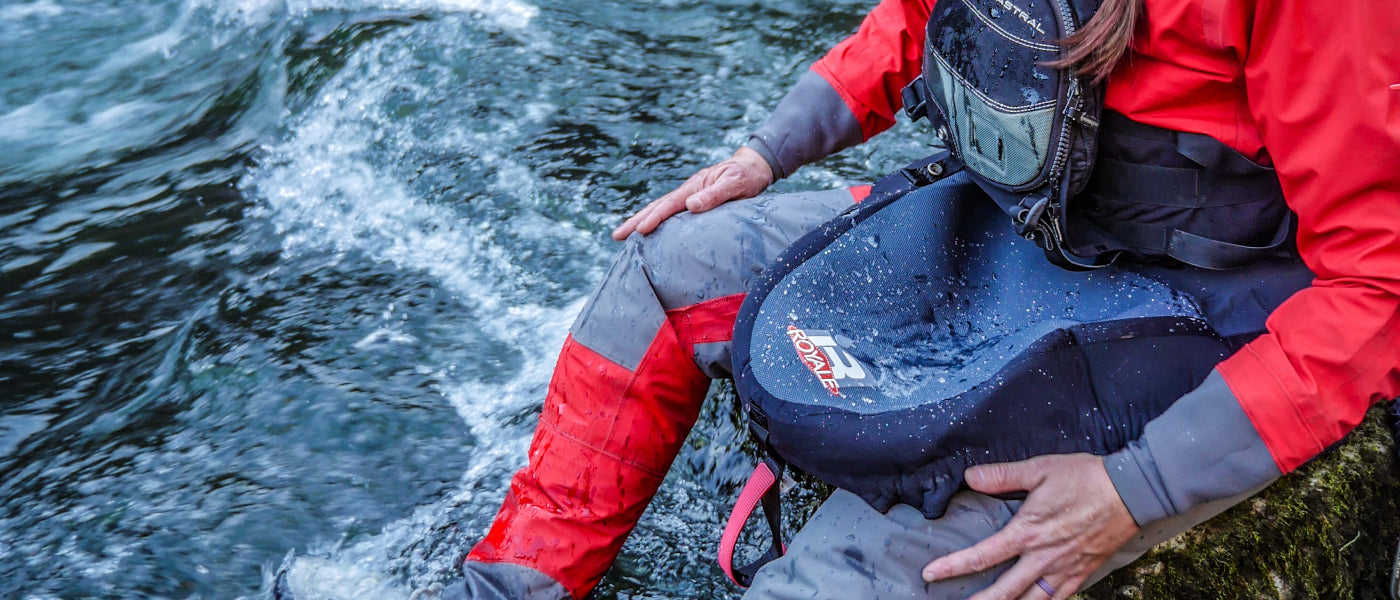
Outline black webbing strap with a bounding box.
[1091,159,1283,208]
[1098,111,1275,177]
[901,76,931,122]
[1100,211,1295,270]
[863,153,963,207]
[1175,130,1273,176]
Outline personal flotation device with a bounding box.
[900,0,1293,271]
[717,0,1298,587]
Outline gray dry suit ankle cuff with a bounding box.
[459,560,570,600]
[1104,370,1282,527]
[748,70,864,180]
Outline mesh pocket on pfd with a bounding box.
[924,0,1067,190]
[929,52,1055,188]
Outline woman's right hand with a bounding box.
[611,146,774,240]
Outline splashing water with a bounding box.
[0,0,927,597]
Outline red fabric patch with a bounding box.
[468,331,709,598]
[666,293,746,360]
[848,185,872,203]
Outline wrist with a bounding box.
[734,145,776,185]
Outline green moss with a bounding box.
[1080,407,1400,600]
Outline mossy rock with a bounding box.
[1081,407,1400,600]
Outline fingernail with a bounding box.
[922,569,937,583]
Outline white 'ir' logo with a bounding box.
[787,325,872,396]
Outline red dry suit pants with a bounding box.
[466,188,864,598]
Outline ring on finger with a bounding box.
[1035,578,1055,597]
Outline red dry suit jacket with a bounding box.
[799,0,1400,479]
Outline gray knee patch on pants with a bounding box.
[639,189,855,311]
[570,238,669,371]
[459,561,570,600]
[572,189,854,371]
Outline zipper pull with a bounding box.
[1063,77,1096,129]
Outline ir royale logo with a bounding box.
[786,325,874,397]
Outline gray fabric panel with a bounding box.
[692,340,733,379]
[639,188,854,311]
[570,237,668,371]
[1104,370,1281,527]
[745,481,1273,599]
[456,561,571,600]
[1103,449,1173,526]
[573,188,852,370]
[750,71,865,180]
[744,489,1020,600]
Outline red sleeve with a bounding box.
[1215,0,1400,472]
[810,0,934,141]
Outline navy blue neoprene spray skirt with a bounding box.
[731,170,1312,519]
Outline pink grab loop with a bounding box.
[717,462,778,587]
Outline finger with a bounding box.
[1047,573,1087,600]
[684,183,734,213]
[612,202,655,240]
[964,458,1047,496]
[684,170,754,212]
[923,525,1026,582]
[624,191,687,238]
[1014,577,1056,600]
[635,197,692,236]
[964,554,1049,600]
[612,174,707,240]
[637,173,714,233]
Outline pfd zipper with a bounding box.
[1047,76,1081,185]
[1044,0,1080,188]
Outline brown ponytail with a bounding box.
[1050,0,1144,84]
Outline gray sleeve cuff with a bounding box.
[744,137,784,183]
[748,70,864,180]
[1104,370,1282,527]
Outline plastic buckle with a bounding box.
[901,78,929,122]
[746,400,771,443]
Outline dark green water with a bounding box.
[0,0,927,597]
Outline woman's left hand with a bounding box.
[921,453,1140,600]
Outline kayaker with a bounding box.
[294,0,1400,597]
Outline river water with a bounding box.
[0,0,929,597]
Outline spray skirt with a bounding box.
[731,171,1232,518]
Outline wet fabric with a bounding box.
[740,482,1269,600]
[915,0,1101,197]
[466,189,857,599]
[734,172,1250,518]
[808,0,1400,477]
